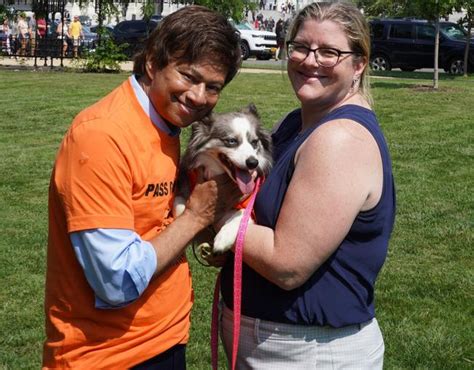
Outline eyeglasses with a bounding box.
[286,41,359,67]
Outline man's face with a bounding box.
[145,60,227,128]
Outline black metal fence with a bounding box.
[1,34,96,60]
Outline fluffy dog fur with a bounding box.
[174,104,272,253]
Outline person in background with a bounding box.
[267,16,275,32]
[36,15,46,56]
[69,15,83,58]
[17,13,29,57]
[218,2,396,369]
[56,18,69,57]
[42,6,241,369]
[36,15,46,38]
[1,18,11,56]
[28,13,37,55]
[275,18,284,61]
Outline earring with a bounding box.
[350,77,360,93]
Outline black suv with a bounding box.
[370,18,474,74]
[112,20,159,58]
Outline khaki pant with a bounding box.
[221,305,384,369]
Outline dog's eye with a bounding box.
[224,138,238,147]
[251,139,259,148]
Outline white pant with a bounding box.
[221,305,384,370]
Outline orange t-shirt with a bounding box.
[43,78,193,369]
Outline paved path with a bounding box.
[0,57,284,74]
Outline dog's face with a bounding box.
[183,104,272,194]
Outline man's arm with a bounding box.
[148,175,240,276]
[71,229,156,308]
[70,175,240,308]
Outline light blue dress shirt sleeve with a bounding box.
[70,229,157,309]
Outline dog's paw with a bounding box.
[213,212,245,254]
[213,228,238,254]
[173,196,186,217]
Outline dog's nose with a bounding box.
[246,157,259,170]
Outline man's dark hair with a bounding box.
[133,6,241,85]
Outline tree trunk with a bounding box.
[434,18,440,90]
[463,19,472,77]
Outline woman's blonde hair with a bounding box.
[287,2,373,106]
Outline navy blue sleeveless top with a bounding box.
[221,105,396,328]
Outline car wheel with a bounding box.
[256,54,271,60]
[447,58,464,75]
[370,54,391,71]
[400,67,416,72]
[240,41,250,60]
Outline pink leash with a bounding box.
[211,178,261,370]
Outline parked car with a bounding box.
[370,18,474,74]
[111,19,159,58]
[150,14,164,23]
[80,26,98,51]
[78,15,93,27]
[90,24,114,35]
[233,22,277,60]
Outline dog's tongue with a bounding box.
[235,168,255,195]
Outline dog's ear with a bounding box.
[184,113,216,166]
[243,103,260,119]
[200,112,215,127]
[257,127,273,176]
[258,126,272,154]
[190,112,214,136]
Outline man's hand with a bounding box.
[184,170,241,229]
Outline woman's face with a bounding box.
[287,19,365,109]
[145,60,227,128]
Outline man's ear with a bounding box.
[145,59,155,80]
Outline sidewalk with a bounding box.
[0,56,134,71]
[0,56,283,74]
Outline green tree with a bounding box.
[0,4,14,21]
[141,0,155,21]
[191,0,256,22]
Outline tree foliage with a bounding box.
[192,0,256,22]
[0,4,14,21]
[356,0,454,19]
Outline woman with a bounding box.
[2,18,11,56]
[219,2,395,368]
[56,19,69,57]
[17,14,29,57]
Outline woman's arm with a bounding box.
[242,118,383,290]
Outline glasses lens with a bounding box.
[316,48,340,67]
[287,43,308,61]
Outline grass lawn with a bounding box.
[0,68,472,369]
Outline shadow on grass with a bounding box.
[371,81,419,90]
[371,81,465,92]
[371,70,460,81]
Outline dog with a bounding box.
[173,104,272,254]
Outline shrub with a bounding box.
[79,31,128,73]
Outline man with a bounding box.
[28,14,37,55]
[43,6,241,369]
[68,15,82,57]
